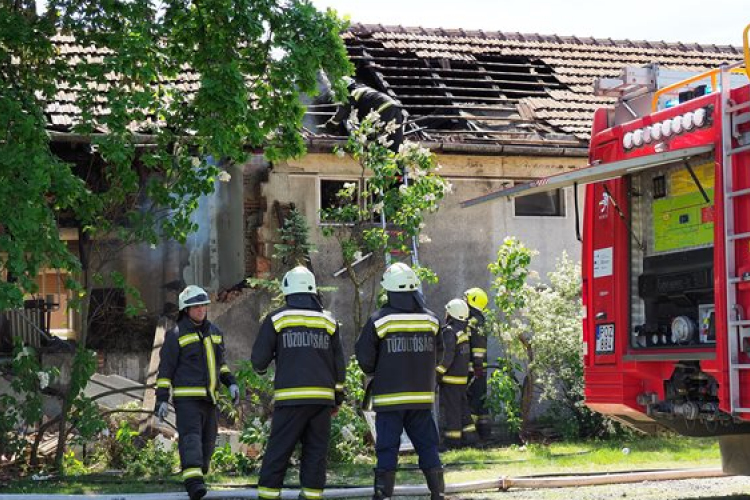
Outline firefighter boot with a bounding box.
[423,467,446,500]
[475,416,492,441]
[185,478,207,500]
[372,468,396,500]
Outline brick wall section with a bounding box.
[243,155,270,277]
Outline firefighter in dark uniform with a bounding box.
[437,299,478,449]
[464,287,491,440]
[356,262,445,500]
[252,266,346,500]
[155,285,240,500]
[323,77,405,153]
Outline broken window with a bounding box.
[319,178,383,224]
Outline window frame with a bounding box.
[512,186,568,218]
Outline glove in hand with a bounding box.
[473,366,484,379]
[229,384,241,405]
[155,401,169,423]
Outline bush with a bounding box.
[486,357,523,434]
[210,442,253,476]
[328,357,371,464]
[235,356,372,467]
[0,339,59,466]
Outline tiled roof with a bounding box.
[46,34,201,131]
[45,27,744,152]
[332,24,744,147]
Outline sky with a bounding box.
[311,0,749,46]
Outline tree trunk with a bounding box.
[519,335,535,437]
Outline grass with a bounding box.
[2,435,722,494]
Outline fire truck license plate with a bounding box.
[595,324,615,353]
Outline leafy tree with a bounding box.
[485,236,538,433]
[488,242,612,439]
[1,0,352,472]
[319,111,450,333]
[514,254,614,439]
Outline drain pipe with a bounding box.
[0,467,728,500]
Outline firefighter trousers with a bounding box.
[375,409,441,471]
[258,405,332,500]
[174,399,218,489]
[467,375,491,438]
[440,383,477,445]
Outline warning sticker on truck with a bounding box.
[652,162,714,253]
[653,190,714,252]
[593,247,613,278]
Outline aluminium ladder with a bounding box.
[721,62,750,415]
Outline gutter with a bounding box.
[46,131,589,158]
[305,138,589,157]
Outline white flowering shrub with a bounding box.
[319,110,450,330]
[0,338,59,464]
[490,248,619,439]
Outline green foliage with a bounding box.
[210,443,253,476]
[62,451,87,477]
[124,438,178,478]
[486,358,523,434]
[68,347,107,443]
[487,236,538,321]
[92,417,177,477]
[2,0,353,469]
[235,356,372,467]
[319,113,450,330]
[0,339,59,462]
[328,356,371,464]
[274,207,316,267]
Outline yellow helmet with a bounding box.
[464,287,488,312]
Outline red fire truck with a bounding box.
[463,30,750,472]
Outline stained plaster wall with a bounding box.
[260,152,588,355]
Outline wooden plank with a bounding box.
[139,316,174,434]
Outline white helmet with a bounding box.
[282,266,317,295]
[445,298,470,321]
[179,285,211,311]
[381,262,420,292]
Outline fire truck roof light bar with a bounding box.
[460,145,714,207]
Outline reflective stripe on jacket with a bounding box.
[252,304,346,407]
[437,319,471,385]
[155,316,236,406]
[356,305,441,411]
[467,308,487,371]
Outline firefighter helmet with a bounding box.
[282,266,317,295]
[179,285,211,311]
[381,262,420,292]
[445,299,470,321]
[464,287,488,312]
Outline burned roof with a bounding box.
[312,24,743,151]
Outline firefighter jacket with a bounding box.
[156,316,236,406]
[436,318,471,386]
[467,308,487,372]
[251,297,346,407]
[329,83,401,127]
[356,296,442,411]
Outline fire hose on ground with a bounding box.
[0,467,728,499]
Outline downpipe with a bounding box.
[0,467,727,499]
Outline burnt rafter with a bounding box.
[323,24,745,148]
[342,33,578,144]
